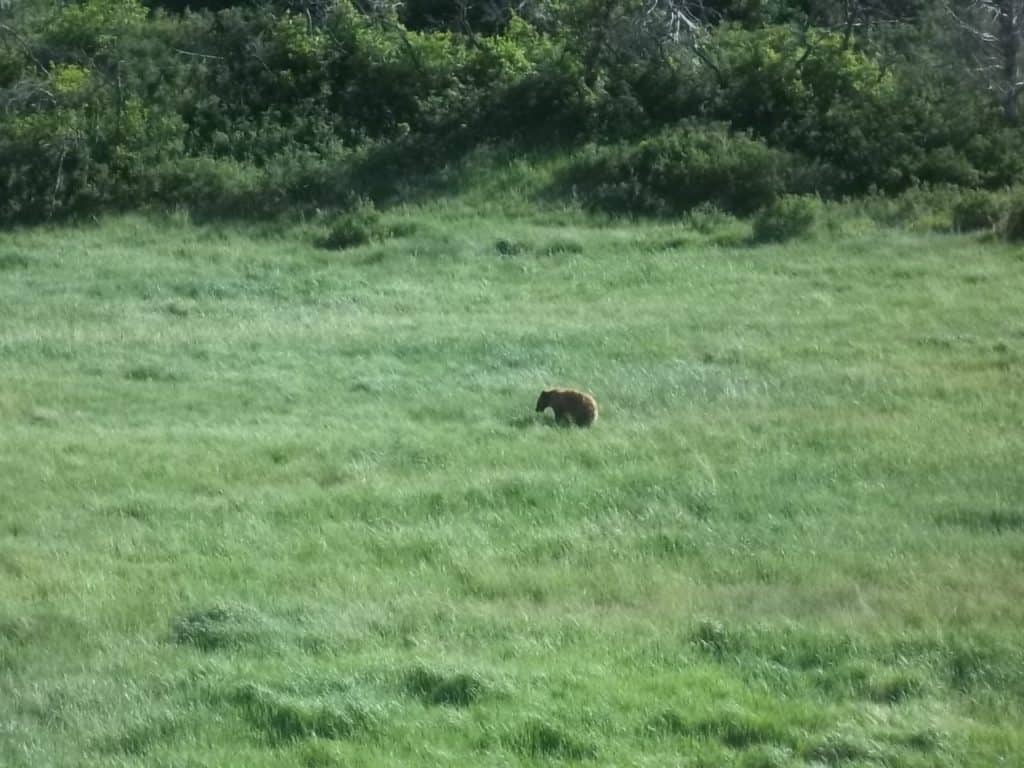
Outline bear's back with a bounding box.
[550,388,598,426]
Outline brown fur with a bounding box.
[536,388,599,427]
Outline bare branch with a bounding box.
[173,47,224,60]
[0,21,49,74]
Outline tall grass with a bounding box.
[1,206,1022,766]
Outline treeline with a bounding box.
[1,0,1022,223]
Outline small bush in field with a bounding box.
[752,196,817,243]
[953,190,1006,232]
[320,201,384,249]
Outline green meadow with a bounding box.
[2,201,1023,767]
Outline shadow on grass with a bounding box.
[642,708,791,750]
[505,718,597,760]
[230,683,380,745]
[934,507,1024,533]
[509,414,594,430]
[170,604,270,652]
[402,666,487,707]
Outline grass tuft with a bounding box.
[868,671,925,703]
[505,718,597,760]
[402,666,486,707]
[537,236,584,256]
[99,715,181,755]
[495,238,525,256]
[231,683,380,744]
[691,620,740,658]
[738,745,801,768]
[643,708,790,749]
[170,604,269,652]
[124,364,182,383]
[804,730,887,765]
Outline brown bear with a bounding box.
[536,388,599,427]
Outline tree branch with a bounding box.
[0,21,49,74]
[173,47,224,60]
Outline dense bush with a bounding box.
[952,191,1007,233]
[142,157,262,218]
[708,25,1018,195]
[752,195,817,243]
[0,81,184,223]
[0,0,1022,223]
[1003,199,1024,242]
[137,146,361,219]
[565,123,813,216]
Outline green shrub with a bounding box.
[854,184,963,231]
[565,123,809,216]
[752,196,817,243]
[260,145,355,211]
[144,157,262,218]
[48,0,148,54]
[320,201,385,249]
[965,129,1024,187]
[953,190,1007,233]
[0,96,184,223]
[1003,198,1024,242]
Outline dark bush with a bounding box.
[964,129,1024,187]
[1003,198,1024,242]
[752,196,817,243]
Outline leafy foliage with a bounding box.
[0,0,1022,222]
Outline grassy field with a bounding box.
[1,201,1023,767]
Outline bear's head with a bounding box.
[536,390,552,412]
